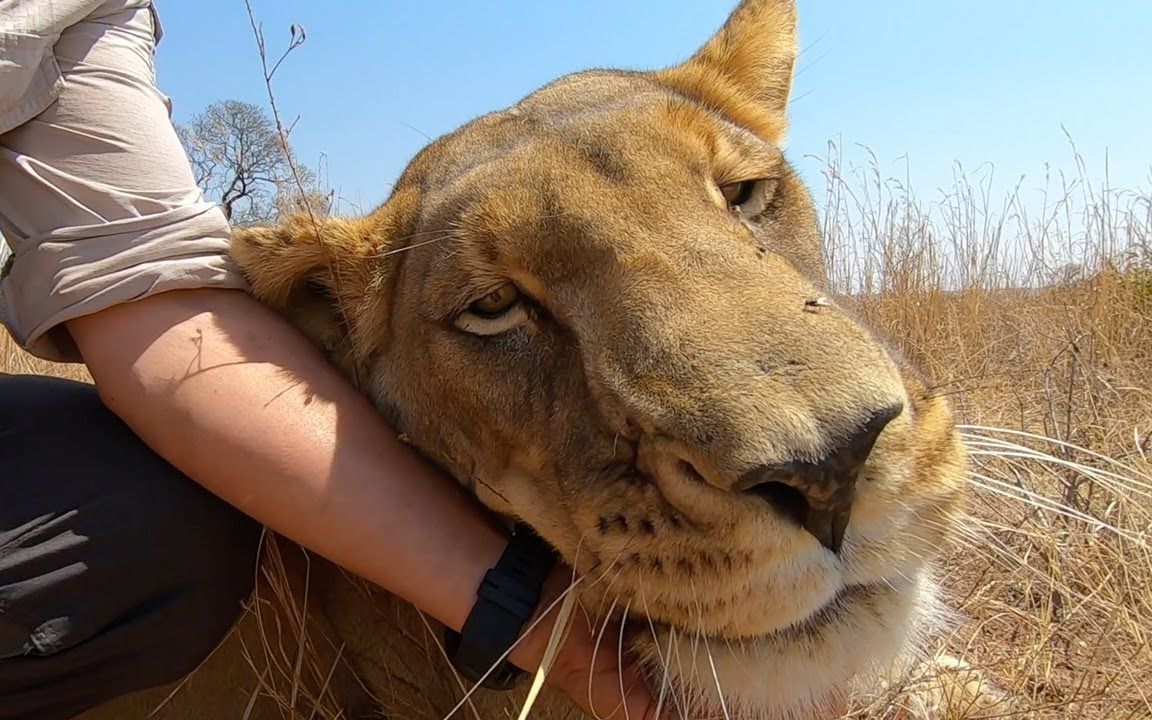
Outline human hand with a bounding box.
[510,564,672,720]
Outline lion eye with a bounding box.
[719,178,775,218]
[721,180,756,206]
[455,282,529,336]
[468,283,521,318]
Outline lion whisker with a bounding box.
[639,587,685,720]
[967,472,1143,541]
[907,504,1137,612]
[961,425,1152,485]
[704,636,732,720]
[588,596,620,720]
[618,600,633,720]
[373,231,462,259]
[967,444,1152,500]
[668,626,693,720]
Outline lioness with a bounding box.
[82,1,967,718]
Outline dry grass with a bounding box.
[4,141,1148,718]
[1,335,90,381]
[817,140,1152,719]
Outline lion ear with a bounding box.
[658,0,798,144]
[230,214,384,374]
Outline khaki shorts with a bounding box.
[0,0,246,363]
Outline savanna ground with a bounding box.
[4,137,1149,718]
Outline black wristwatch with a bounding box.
[444,523,557,690]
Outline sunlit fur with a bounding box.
[83,2,968,719]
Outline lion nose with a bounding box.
[735,404,903,553]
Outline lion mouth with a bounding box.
[762,581,882,639]
[635,580,884,646]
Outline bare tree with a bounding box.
[176,99,329,226]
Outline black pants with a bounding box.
[0,374,262,720]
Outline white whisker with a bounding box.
[589,596,619,720]
[704,636,732,720]
[961,425,1152,483]
[618,600,633,720]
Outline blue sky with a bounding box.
[153,1,1152,214]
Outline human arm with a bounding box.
[66,286,662,719]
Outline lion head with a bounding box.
[230,1,968,717]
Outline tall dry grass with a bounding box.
[2,141,1148,719]
[816,140,1151,719]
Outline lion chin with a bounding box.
[631,575,935,719]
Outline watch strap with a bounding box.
[444,523,557,690]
